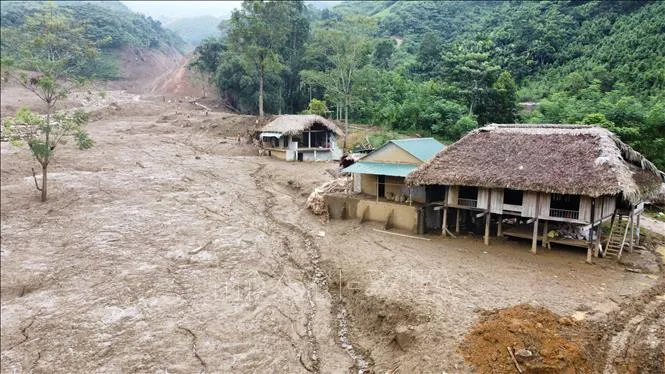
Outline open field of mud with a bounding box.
[2,73,663,373]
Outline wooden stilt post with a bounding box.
[376,176,379,202]
[497,215,503,237]
[532,218,539,254]
[542,220,549,248]
[484,213,491,246]
[629,210,634,253]
[594,223,602,257]
[532,193,540,254]
[636,213,641,245]
[442,207,448,236]
[455,209,460,233]
[586,198,596,264]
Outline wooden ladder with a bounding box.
[604,215,630,260]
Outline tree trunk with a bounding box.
[258,62,265,119]
[343,96,349,150]
[41,164,48,202]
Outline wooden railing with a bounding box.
[549,208,579,220]
[458,198,478,208]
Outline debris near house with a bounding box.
[459,304,591,374]
[306,177,351,216]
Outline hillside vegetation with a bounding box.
[191,0,663,169]
[1,1,186,80]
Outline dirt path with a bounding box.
[641,215,665,236]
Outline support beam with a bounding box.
[532,193,540,254]
[594,223,602,258]
[629,210,634,253]
[542,220,549,248]
[636,213,641,246]
[531,218,539,254]
[484,212,491,246]
[442,207,448,237]
[586,198,596,264]
[455,209,460,233]
[484,190,492,246]
[497,215,503,237]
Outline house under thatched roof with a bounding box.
[261,115,343,136]
[406,124,664,203]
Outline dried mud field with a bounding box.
[1,88,663,373]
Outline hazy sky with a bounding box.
[121,1,342,21]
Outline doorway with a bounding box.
[378,175,385,198]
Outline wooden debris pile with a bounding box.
[306,177,351,215]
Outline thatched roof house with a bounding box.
[259,115,343,162]
[406,124,664,256]
[261,114,343,136]
[407,124,663,203]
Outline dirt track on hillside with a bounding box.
[1,64,663,373]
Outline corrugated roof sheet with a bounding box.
[342,162,416,177]
[389,138,444,162]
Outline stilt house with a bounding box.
[406,124,664,260]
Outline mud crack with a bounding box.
[178,326,208,374]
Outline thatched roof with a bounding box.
[406,124,664,203]
[261,115,343,136]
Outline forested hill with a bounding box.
[164,17,228,46]
[1,1,186,79]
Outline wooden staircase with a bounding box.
[604,214,634,260]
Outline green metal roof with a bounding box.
[389,138,444,162]
[342,162,416,177]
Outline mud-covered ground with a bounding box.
[1,83,663,373]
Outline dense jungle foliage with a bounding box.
[1,1,186,79]
[190,0,663,169]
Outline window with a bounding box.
[459,186,478,199]
[503,189,523,205]
[550,194,581,219]
[458,186,478,207]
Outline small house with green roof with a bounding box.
[343,138,444,203]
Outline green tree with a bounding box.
[300,17,375,148]
[3,108,93,202]
[227,1,295,118]
[372,39,395,69]
[2,3,97,202]
[305,98,328,116]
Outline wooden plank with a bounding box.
[490,188,504,214]
[539,193,551,217]
[579,196,592,223]
[447,186,458,206]
[522,191,538,217]
[478,188,489,210]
